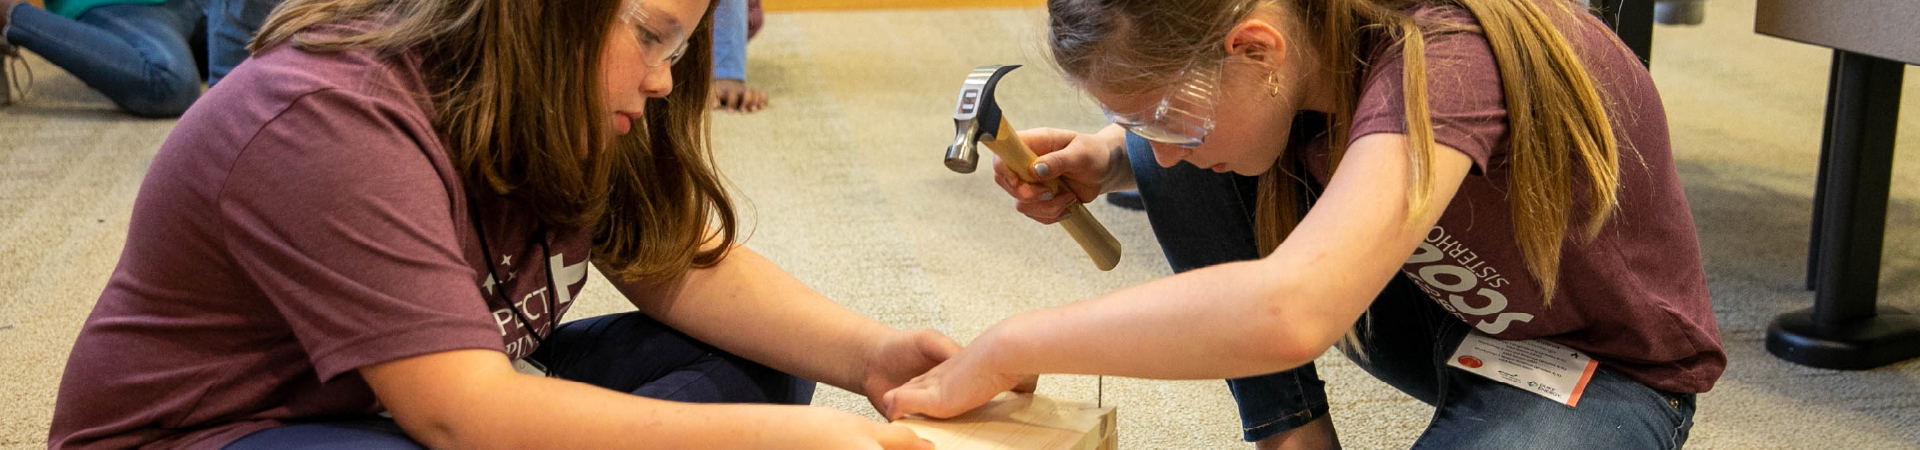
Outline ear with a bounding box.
[1224,12,1289,66]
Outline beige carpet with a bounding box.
[4,1,1920,448]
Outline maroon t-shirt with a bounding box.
[48,31,592,449]
[1294,7,1725,393]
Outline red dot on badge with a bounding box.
[1458,356,1483,368]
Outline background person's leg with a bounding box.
[201,0,273,85]
[529,312,816,406]
[711,0,746,84]
[744,0,761,40]
[708,0,768,113]
[3,0,200,116]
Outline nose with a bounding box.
[1148,141,1190,168]
[641,65,674,98]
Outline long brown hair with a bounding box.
[251,0,736,282]
[1049,0,1622,304]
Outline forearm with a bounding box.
[606,247,894,395]
[972,258,1346,381]
[370,351,809,450]
[449,375,801,448]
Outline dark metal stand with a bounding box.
[1768,50,1920,370]
[1592,0,1655,66]
[1807,54,1842,291]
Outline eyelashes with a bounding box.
[637,26,665,45]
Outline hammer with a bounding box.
[946,65,1123,271]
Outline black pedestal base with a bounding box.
[1767,307,1920,370]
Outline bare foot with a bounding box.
[709,79,768,113]
[1253,416,1341,450]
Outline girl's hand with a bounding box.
[857,329,963,413]
[877,336,1035,420]
[996,126,1130,225]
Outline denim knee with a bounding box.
[116,67,199,118]
[1412,368,1696,449]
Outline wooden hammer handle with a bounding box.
[981,117,1123,271]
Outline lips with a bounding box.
[613,111,641,135]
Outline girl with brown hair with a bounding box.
[48,0,943,448]
[884,0,1723,448]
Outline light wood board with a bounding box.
[895,393,1117,450]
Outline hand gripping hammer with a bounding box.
[946,65,1123,271]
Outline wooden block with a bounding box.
[895,393,1117,450]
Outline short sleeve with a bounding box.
[1349,8,1508,173]
[218,88,504,381]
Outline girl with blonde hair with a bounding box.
[886,0,1723,448]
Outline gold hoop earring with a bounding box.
[1265,73,1283,98]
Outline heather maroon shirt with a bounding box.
[1294,7,1725,394]
[49,30,593,449]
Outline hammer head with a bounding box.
[946,65,1022,173]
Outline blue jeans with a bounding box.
[3,0,276,117]
[711,0,747,81]
[1124,133,1697,448]
[223,313,817,449]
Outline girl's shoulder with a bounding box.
[237,22,434,119]
[159,28,456,218]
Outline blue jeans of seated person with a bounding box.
[223,312,818,449]
[711,0,747,82]
[1123,132,1697,448]
[3,0,276,117]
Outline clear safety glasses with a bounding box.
[621,1,692,67]
[1099,61,1223,148]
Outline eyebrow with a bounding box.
[636,5,686,34]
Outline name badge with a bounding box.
[1446,333,1599,407]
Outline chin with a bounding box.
[1232,164,1273,176]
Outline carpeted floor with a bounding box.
[4,1,1920,448]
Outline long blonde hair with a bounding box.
[251,0,737,282]
[1049,0,1622,304]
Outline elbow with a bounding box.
[1242,320,1332,370]
[390,415,462,450]
[363,350,534,450]
[1238,273,1346,370]
[384,376,528,450]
